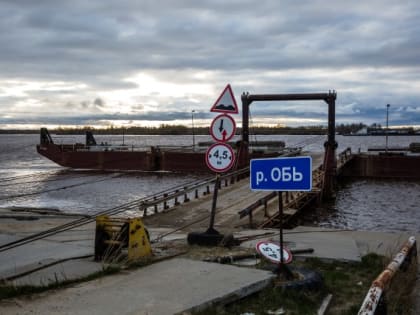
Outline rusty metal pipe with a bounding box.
[358,236,417,315]
[244,93,334,102]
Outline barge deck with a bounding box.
[36,128,290,172]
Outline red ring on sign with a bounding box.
[209,114,236,143]
[255,240,293,264]
[205,143,235,173]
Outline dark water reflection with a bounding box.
[317,179,420,233]
[0,170,200,215]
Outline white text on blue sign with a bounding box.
[250,156,312,191]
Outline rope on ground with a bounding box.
[4,254,94,281]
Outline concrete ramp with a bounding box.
[0,258,274,315]
[283,228,362,262]
[239,227,362,262]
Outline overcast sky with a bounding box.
[1,0,419,129]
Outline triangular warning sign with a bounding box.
[210,84,238,114]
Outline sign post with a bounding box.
[251,156,312,278]
[187,84,238,246]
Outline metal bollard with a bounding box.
[141,205,147,217]
[153,196,158,214]
[174,190,180,206]
[204,185,210,195]
[248,211,253,227]
[163,193,169,209]
[183,187,190,203]
[263,200,268,217]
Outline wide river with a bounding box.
[0,133,419,233]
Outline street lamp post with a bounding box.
[191,110,196,151]
[386,104,390,154]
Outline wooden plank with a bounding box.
[317,294,333,315]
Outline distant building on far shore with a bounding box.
[367,127,416,135]
[347,126,418,136]
[355,127,368,135]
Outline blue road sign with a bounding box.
[250,156,312,191]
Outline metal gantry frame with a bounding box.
[240,91,338,198]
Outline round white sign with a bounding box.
[255,241,293,264]
[205,143,235,173]
[210,114,236,143]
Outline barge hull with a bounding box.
[37,143,288,172]
[36,128,294,172]
[37,144,156,171]
[340,154,420,179]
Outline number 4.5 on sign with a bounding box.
[205,143,235,173]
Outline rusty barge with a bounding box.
[36,90,338,184]
[36,128,289,172]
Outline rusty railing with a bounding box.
[358,236,417,315]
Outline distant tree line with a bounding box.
[0,123,369,135]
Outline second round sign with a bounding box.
[210,114,236,142]
[255,241,293,264]
[205,143,235,173]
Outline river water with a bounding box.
[0,133,419,233]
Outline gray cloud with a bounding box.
[0,111,213,126]
[93,97,105,108]
[1,0,420,128]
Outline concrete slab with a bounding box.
[239,227,362,262]
[10,258,103,287]
[345,229,420,257]
[0,233,94,280]
[0,258,275,315]
[238,227,420,263]
[283,228,362,262]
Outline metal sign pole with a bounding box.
[278,191,284,266]
[208,175,220,232]
[188,85,238,247]
[278,190,293,279]
[250,156,312,279]
[187,173,224,245]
